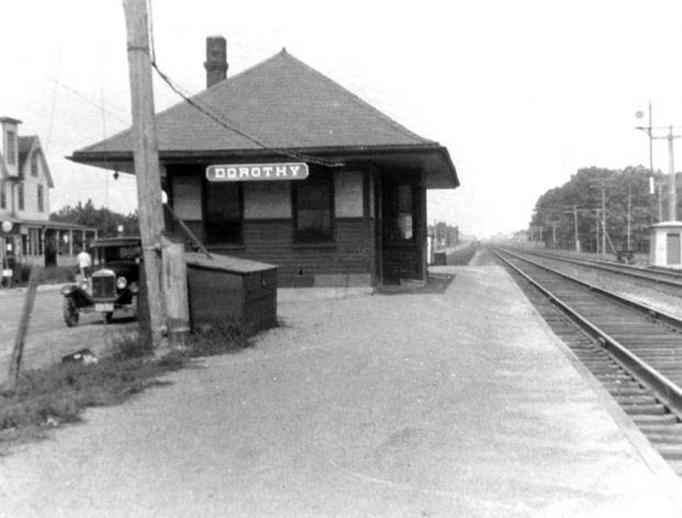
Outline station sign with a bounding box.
[206,162,309,182]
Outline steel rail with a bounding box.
[491,247,682,420]
[498,248,682,330]
[508,247,682,288]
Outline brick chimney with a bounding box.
[204,36,228,88]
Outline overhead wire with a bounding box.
[45,69,59,155]
[46,76,129,125]
[145,0,342,168]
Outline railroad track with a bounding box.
[509,247,682,290]
[491,247,682,475]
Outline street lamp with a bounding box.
[636,103,682,222]
[636,103,654,192]
[636,103,658,219]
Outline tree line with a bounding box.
[50,199,139,237]
[529,166,669,253]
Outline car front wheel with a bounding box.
[63,298,79,327]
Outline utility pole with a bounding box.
[627,184,632,251]
[549,221,559,247]
[573,205,579,252]
[636,102,657,221]
[122,0,167,349]
[595,209,600,254]
[667,125,678,221]
[601,188,606,256]
[648,101,654,191]
[637,108,682,222]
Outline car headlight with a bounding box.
[116,276,128,290]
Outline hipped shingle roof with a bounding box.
[71,49,457,188]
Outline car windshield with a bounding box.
[97,245,140,264]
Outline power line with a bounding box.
[143,0,342,168]
[150,62,344,168]
[45,75,59,155]
[46,76,129,124]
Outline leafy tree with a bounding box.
[50,199,139,237]
[529,166,661,253]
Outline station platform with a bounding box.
[2,265,682,517]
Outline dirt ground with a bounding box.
[0,285,136,375]
[1,267,681,517]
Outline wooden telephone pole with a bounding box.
[122,0,166,349]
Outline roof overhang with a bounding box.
[68,144,459,190]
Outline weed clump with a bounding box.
[0,321,251,449]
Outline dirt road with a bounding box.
[0,285,135,374]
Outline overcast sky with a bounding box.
[3,0,682,238]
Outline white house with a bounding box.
[0,116,96,271]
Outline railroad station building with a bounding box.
[0,117,97,274]
[70,37,459,286]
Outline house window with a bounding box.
[294,174,333,243]
[31,153,38,177]
[28,228,42,256]
[5,130,16,166]
[0,182,5,209]
[37,185,44,212]
[386,183,416,242]
[204,182,243,244]
[17,184,24,211]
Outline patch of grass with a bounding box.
[0,355,182,433]
[0,321,254,451]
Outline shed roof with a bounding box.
[70,49,458,188]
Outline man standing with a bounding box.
[77,247,92,280]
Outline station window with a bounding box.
[386,183,416,242]
[204,182,243,244]
[293,174,333,243]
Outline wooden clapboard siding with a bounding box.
[381,245,423,281]
[206,217,376,284]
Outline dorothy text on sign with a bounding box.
[206,163,309,182]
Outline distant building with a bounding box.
[70,37,459,286]
[0,117,96,271]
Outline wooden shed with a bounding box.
[184,252,277,334]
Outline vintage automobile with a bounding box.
[61,236,141,327]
